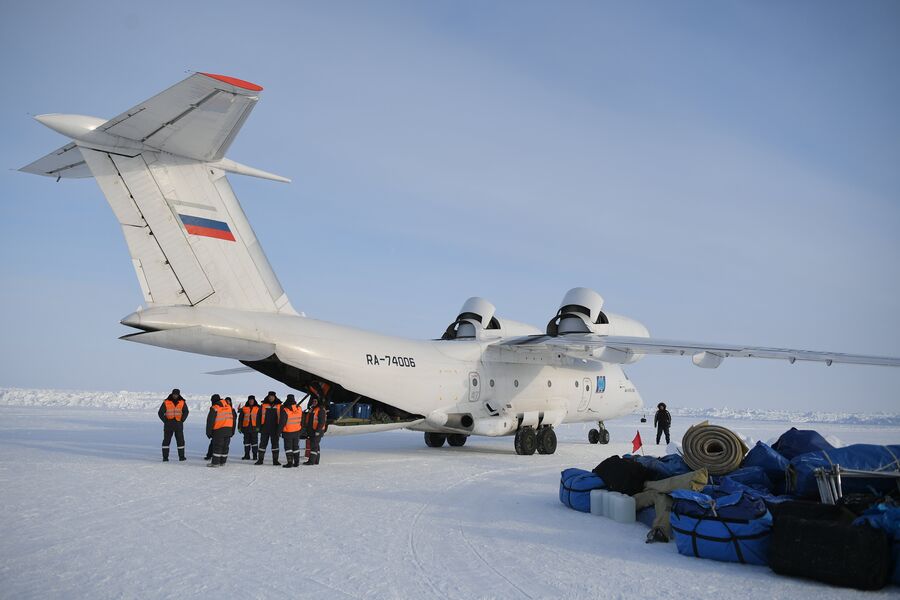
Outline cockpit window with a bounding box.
[595,310,609,325]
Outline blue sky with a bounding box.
[1,1,898,411]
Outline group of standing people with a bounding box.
[157,385,328,468]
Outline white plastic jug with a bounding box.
[607,492,636,523]
[590,489,607,516]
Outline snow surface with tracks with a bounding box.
[0,389,898,599]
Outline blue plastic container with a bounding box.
[354,404,372,420]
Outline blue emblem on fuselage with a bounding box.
[596,375,606,393]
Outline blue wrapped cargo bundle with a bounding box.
[787,444,900,498]
[353,403,372,420]
[560,468,605,513]
[626,454,691,480]
[741,441,789,493]
[771,427,834,460]
[853,505,900,586]
[670,489,772,566]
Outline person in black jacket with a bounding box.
[157,388,189,462]
[654,402,672,445]
[254,391,282,466]
[238,396,260,460]
[302,394,327,465]
[206,394,235,467]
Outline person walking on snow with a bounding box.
[654,402,672,445]
[158,388,189,462]
[238,395,260,460]
[206,394,234,467]
[279,394,303,468]
[255,391,282,466]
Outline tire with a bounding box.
[599,429,610,445]
[514,427,537,455]
[537,427,557,455]
[588,429,600,444]
[447,434,468,447]
[424,432,446,448]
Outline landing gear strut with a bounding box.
[537,426,557,455]
[588,421,610,445]
[514,426,537,455]
[424,432,446,448]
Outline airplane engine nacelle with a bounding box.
[441,298,541,340]
[547,287,606,335]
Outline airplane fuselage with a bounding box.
[121,305,643,439]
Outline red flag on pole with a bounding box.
[632,430,643,454]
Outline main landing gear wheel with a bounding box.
[588,422,610,445]
[514,427,537,455]
[424,432,446,448]
[447,434,468,447]
[537,427,557,455]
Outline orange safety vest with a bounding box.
[306,406,323,431]
[260,401,274,425]
[241,405,259,428]
[212,403,234,430]
[164,399,185,422]
[283,405,302,433]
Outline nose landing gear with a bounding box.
[588,421,610,445]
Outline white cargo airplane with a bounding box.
[21,73,900,455]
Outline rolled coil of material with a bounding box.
[681,421,748,476]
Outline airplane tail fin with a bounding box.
[20,73,296,315]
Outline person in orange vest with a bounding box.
[254,391,282,466]
[279,394,303,468]
[205,394,235,467]
[157,388,189,462]
[238,395,260,460]
[302,394,327,465]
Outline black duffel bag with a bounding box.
[768,501,892,590]
[592,455,652,496]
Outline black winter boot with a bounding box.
[207,456,220,468]
[252,445,258,461]
[254,451,265,465]
[282,453,293,468]
[221,456,228,465]
[314,453,320,465]
[177,447,186,461]
[292,452,300,467]
[162,447,170,462]
[303,455,315,466]
[272,450,280,466]
[242,445,251,460]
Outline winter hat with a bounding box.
[657,402,666,409]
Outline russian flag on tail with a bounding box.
[178,214,236,242]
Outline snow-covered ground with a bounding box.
[0,391,898,599]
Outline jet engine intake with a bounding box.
[692,351,724,369]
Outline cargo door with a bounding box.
[577,377,592,411]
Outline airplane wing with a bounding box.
[488,334,900,368]
[97,72,263,161]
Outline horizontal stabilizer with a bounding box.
[19,143,91,179]
[121,327,275,361]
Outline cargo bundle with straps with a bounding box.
[741,441,789,494]
[560,468,605,513]
[768,501,892,590]
[669,489,772,566]
[786,444,900,498]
